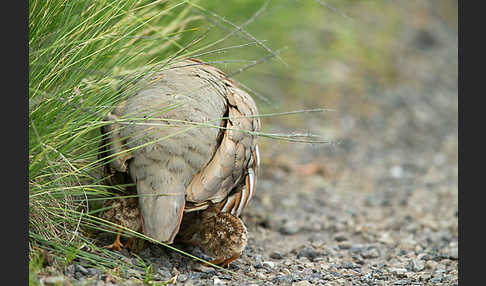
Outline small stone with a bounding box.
[255,272,266,279]
[43,276,66,285]
[193,263,216,274]
[218,274,232,280]
[390,165,403,178]
[64,264,75,276]
[75,264,89,275]
[411,260,425,272]
[280,220,299,235]
[87,268,99,276]
[430,276,443,283]
[281,268,291,275]
[74,272,84,280]
[352,255,364,265]
[361,247,380,259]
[350,244,363,253]
[253,263,264,269]
[338,241,352,249]
[416,252,426,260]
[157,268,172,278]
[379,232,395,246]
[213,277,226,285]
[448,247,458,260]
[334,233,348,242]
[335,278,348,285]
[425,260,438,270]
[394,279,410,285]
[273,276,293,284]
[263,261,275,268]
[304,262,314,269]
[435,263,446,273]
[254,255,264,263]
[178,274,188,282]
[292,281,312,286]
[170,267,180,276]
[390,268,408,278]
[297,247,322,261]
[270,252,284,260]
[341,262,355,269]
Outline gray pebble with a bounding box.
[270,252,284,260]
[408,259,425,272]
[87,267,99,276]
[218,274,233,280]
[334,233,349,242]
[43,276,66,285]
[189,272,202,280]
[390,268,408,278]
[448,247,458,260]
[338,241,352,249]
[213,277,225,285]
[273,276,293,284]
[292,281,312,286]
[75,264,89,275]
[253,262,264,269]
[157,268,172,278]
[425,260,438,270]
[263,261,276,268]
[430,276,443,283]
[74,271,84,280]
[280,220,299,235]
[393,279,410,285]
[297,247,322,261]
[193,263,216,274]
[361,247,380,259]
[254,255,264,263]
[178,273,188,282]
[64,264,75,276]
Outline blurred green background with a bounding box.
[185,0,457,137]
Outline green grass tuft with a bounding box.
[29,0,205,279]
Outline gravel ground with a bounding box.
[37,2,457,285]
